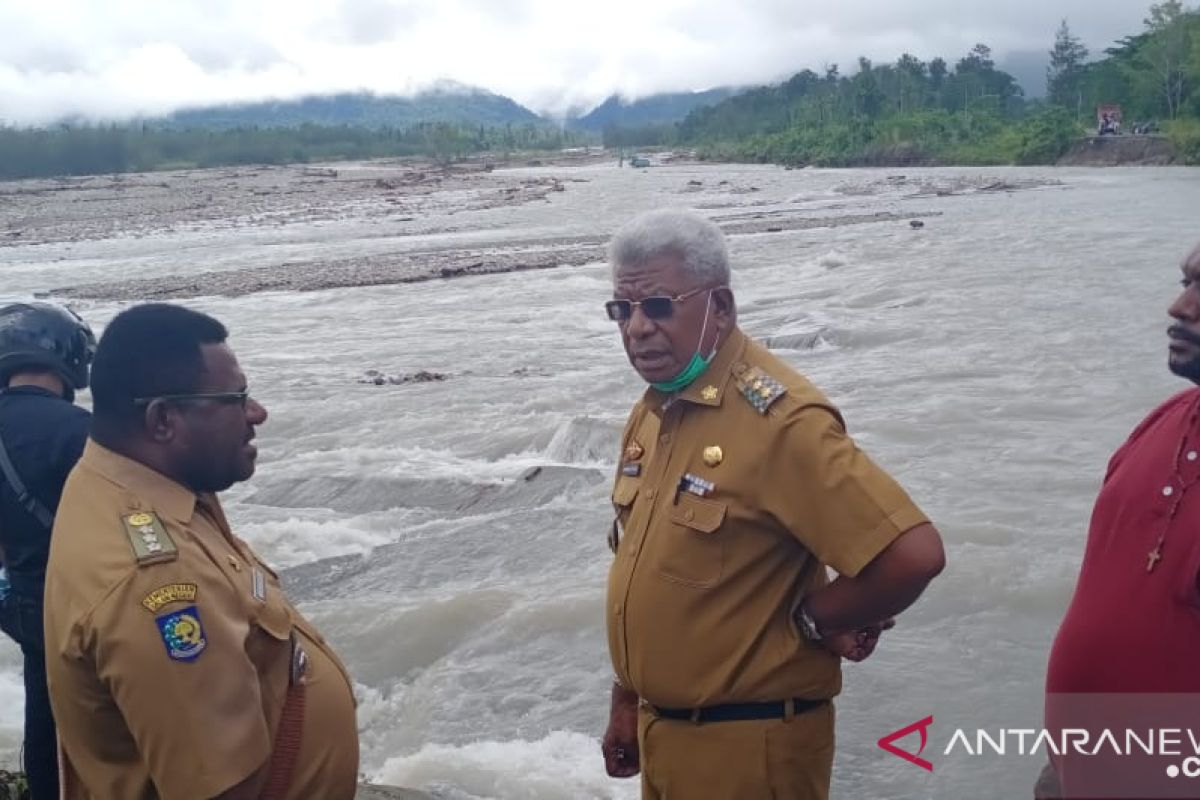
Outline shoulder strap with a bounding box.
[0,428,54,530]
[260,634,308,800]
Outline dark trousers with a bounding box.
[0,592,58,800]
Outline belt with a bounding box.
[649,697,827,724]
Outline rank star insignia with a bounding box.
[737,368,787,415]
[121,511,178,564]
[701,385,719,401]
[703,446,724,467]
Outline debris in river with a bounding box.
[358,370,449,386]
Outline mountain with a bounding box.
[572,88,740,131]
[157,86,544,130]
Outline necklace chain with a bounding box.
[1147,399,1200,572]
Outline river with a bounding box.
[1,159,1198,799]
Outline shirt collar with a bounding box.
[79,439,200,525]
[646,327,748,409]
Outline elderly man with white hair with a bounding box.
[598,209,946,799]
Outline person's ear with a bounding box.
[142,400,178,444]
[712,286,735,329]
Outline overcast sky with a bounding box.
[0,0,1162,124]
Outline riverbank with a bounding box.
[1057,134,1176,166]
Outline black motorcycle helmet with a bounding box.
[0,302,97,401]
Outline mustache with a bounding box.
[1168,325,1200,347]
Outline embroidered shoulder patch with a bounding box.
[155,605,207,662]
[142,583,197,613]
[736,367,787,415]
[122,512,178,565]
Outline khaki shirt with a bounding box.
[606,328,928,708]
[44,441,359,800]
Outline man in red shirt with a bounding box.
[1044,242,1200,798]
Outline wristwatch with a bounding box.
[795,603,824,643]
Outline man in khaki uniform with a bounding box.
[44,304,359,800]
[599,210,946,799]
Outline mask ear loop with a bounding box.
[696,289,722,360]
[691,290,712,357]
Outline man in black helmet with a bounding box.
[0,301,95,800]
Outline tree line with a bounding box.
[608,1,1200,166]
[0,122,585,181]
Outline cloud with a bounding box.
[0,0,1157,124]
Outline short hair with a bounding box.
[608,209,730,285]
[91,304,228,436]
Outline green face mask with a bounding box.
[651,350,713,393]
[650,289,717,393]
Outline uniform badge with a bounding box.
[252,567,266,603]
[122,512,178,565]
[623,441,644,461]
[703,446,724,467]
[142,583,197,613]
[736,368,787,415]
[701,385,719,401]
[155,605,207,662]
[679,473,715,498]
[621,462,642,477]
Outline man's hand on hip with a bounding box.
[601,681,640,778]
[820,619,895,662]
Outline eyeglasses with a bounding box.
[605,286,713,323]
[132,391,250,408]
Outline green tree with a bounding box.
[853,57,885,119]
[1139,0,1192,117]
[896,53,927,113]
[1047,19,1090,116]
[928,57,948,107]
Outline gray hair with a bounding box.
[608,209,730,285]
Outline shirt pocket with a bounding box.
[655,494,727,589]
[612,476,640,523]
[610,477,640,554]
[250,590,293,645]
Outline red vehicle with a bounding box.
[1096,104,1122,135]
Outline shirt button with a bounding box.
[660,433,671,445]
[1163,486,1174,497]
[614,605,622,615]
[684,510,695,522]
[647,489,656,500]
[1189,451,1198,462]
